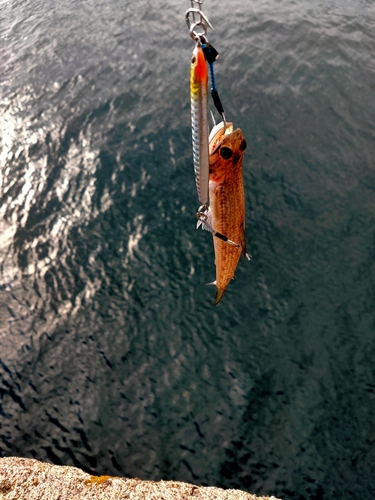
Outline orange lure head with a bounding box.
[190,43,208,86]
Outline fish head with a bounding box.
[209,128,247,182]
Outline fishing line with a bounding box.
[200,37,226,124]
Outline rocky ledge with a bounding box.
[0,457,281,500]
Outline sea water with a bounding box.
[1,0,375,498]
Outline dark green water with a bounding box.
[1,0,375,498]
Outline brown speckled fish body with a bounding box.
[209,128,247,305]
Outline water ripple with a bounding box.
[1,0,375,498]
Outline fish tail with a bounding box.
[213,288,226,306]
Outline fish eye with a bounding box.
[220,147,232,160]
[191,55,196,64]
[240,139,247,151]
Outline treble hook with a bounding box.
[196,206,242,249]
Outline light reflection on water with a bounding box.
[1,0,375,499]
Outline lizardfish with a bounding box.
[205,123,248,305]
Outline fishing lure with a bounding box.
[186,3,212,206]
[190,41,210,205]
[186,2,226,206]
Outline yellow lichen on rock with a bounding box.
[85,475,112,486]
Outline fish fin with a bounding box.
[240,224,247,258]
[245,253,252,261]
[214,288,226,305]
[197,222,211,232]
[196,218,210,231]
[206,280,216,286]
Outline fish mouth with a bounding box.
[209,121,233,155]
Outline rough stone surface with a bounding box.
[0,457,281,500]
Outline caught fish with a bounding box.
[206,123,248,305]
[190,42,210,205]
